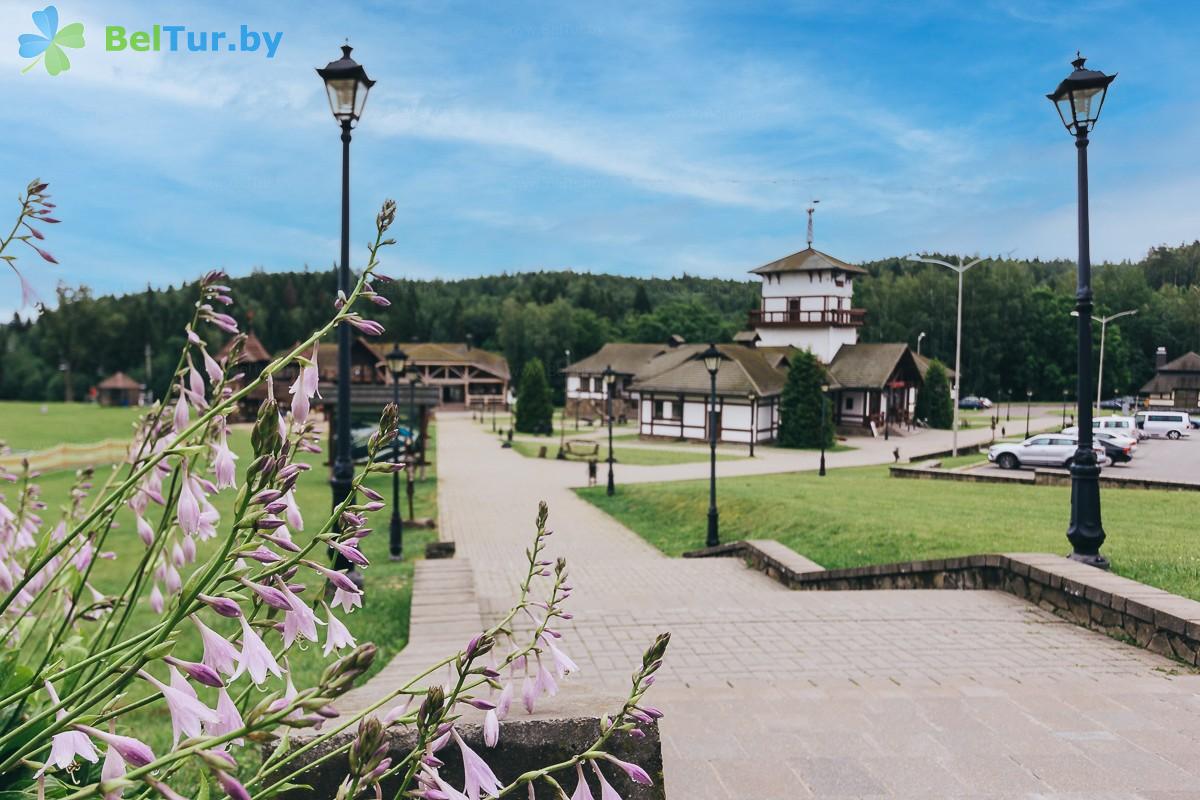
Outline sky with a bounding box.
[2,0,1199,314]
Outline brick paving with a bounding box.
[366,414,1200,798]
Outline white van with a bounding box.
[1135,411,1193,439]
[1063,415,1142,441]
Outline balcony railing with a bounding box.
[749,307,866,327]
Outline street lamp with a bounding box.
[558,350,571,459]
[318,43,374,583]
[916,331,926,357]
[1005,388,1011,421]
[384,347,407,562]
[1025,388,1033,438]
[406,371,421,522]
[747,391,757,457]
[905,254,989,457]
[603,365,616,496]
[1072,308,1137,415]
[1061,388,1069,428]
[819,383,830,477]
[700,344,722,548]
[1049,53,1115,568]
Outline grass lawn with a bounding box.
[510,439,741,465]
[6,402,438,756]
[921,452,989,469]
[577,466,1200,601]
[0,401,144,450]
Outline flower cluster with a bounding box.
[0,193,667,800]
[0,178,59,307]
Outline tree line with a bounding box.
[2,242,1198,404]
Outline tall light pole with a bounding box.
[603,365,616,496]
[557,349,571,459]
[916,331,926,357]
[700,344,723,548]
[406,371,420,521]
[1049,53,1116,569]
[819,383,829,477]
[906,254,988,457]
[747,391,757,458]
[1073,308,1137,415]
[1025,388,1033,438]
[318,44,374,583]
[385,347,407,562]
[1061,388,1069,428]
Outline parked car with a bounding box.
[978,397,994,409]
[988,434,1110,470]
[1093,431,1136,464]
[1135,411,1193,440]
[1062,415,1143,441]
[1099,396,1135,411]
[351,424,419,462]
[958,396,987,410]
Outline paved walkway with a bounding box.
[413,414,1200,798]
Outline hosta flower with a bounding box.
[483,709,499,748]
[331,585,362,614]
[192,615,241,677]
[281,489,303,531]
[541,633,579,679]
[602,754,653,786]
[279,582,321,648]
[205,687,245,745]
[176,471,201,535]
[135,515,155,547]
[238,615,283,684]
[173,390,189,434]
[570,764,595,800]
[149,583,164,614]
[211,429,238,490]
[138,670,219,745]
[73,726,154,767]
[215,769,251,800]
[165,656,223,688]
[201,347,223,384]
[534,656,558,698]
[495,682,513,720]
[100,742,126,799]
[240,578,291,611]
[327,537,368,566]
[521,675,536,714]
[41,729,98,775]
[322,603,356,656]
[452,730,501,800]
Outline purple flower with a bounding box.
[198,593,243,618]
[452,730,501,800]
[149,583,164,614]
[483,709,499,748]
[541,633,579,679]
[73,725,154,767]
[191,615,241,677]
[211,431,238,490]
[603,755,653,786]
[327,537,369,566]
[240,578,291,611]
[173,390,189,434]
[322,604,356,656]
[347,316,385,336]
[202,347,223,384]
[139,670,219,745]
[570,764,596,800]
[331,585,363,614]
[238,615,283,684]
[589,762,624,800]
[495,682,513,720]
[521,675,536,714]
[135,515,155,547]
[215,770,251,800]
[305,561,361,594]
[176,473,201,536]
[205,687,245,745]
[165,656,224,688]
[41,728,98,775]
[279,582,321,648]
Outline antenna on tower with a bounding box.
[806,199,820,248]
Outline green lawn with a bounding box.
[577,466,1200,601]
[511,439,741,465]
[0,401,144,450]
[5,402,438,755]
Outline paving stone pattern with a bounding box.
[375,414,1200,798]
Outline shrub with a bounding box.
[777,350,833,449]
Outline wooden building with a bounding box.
[96,372,142,407]
[1140,348,1200,411]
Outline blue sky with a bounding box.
[2,0,1199,313]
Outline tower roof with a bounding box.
[749,247,867,276]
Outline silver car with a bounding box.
[988,434,1110,470]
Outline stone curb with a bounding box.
[687,540,1200,667]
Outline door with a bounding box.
[1023,436,1053,464]
[787,298,801,322]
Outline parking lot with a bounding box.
[969,429,1200,487]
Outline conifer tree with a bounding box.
[777,350,833,448]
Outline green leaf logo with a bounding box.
[17,6,85,76]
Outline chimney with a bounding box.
[1156,346,1168,370]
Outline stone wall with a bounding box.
[688,542,1200,668]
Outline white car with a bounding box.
[1063,416,1142,441]
[988,434,1110,471]
[1135,411,1193,440]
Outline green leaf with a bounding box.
[196,771,210,800]
[53,23,85,49]
[43,44,69,76]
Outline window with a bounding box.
[844,397,854,410]
[1029,437,1051,446]
[653,400,672,420]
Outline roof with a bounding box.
[367,342,510,380]
[566,343,670,376]
[630,344,796,398]
[732,330,761,345]
[912,352,957,380]
[749,247,868,276]
[218,332,272,365]
[827,343,921,389]
[97,371,141,390]
[1141,352,1200,394]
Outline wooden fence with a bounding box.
[0,438,130,474]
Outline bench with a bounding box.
[562,439,600,459]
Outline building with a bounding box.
[562,218,927,442]
[384,342,511,409]
[1140,347,1200,411]
[96,372,142,407]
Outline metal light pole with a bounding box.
[819,383,829,477]
[318,44,374,582]
[558,349,571,459]
[1073,308,1137,415]
[1005,389,1011,421]
[905,254,988,457]
[1061,388,1069,428]
[747,391,757,457]
[407,371,420,521]
[603,365,616,496]
[916,331,926,357]
[1049,53,1116,568]
[384,348,407,561]
[1025,388,1032,438]
[700,345,722,547]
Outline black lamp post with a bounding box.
[318,44,374,581]
[819,383,829,477]
[700,344,722,548]
[1005,389,1011,421]
[385,347,407,561]
[558,349,571,459]
[1025,388,1033,438]
[406,371,420,521]
[1062,388,1069,428]
[1048,53,1115,568]
[747,391,757,457]
[603,365,616,496]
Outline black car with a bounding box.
[1099,396,1135,410]
[958,396,986,410]
[351,424,418,462]
[1094,433,1133,465]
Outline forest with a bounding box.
[2,241,1198,404]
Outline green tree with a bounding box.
[514,357,554,434]
[777,350,833,449]
[920,359,954,429]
